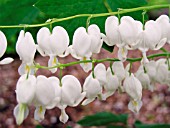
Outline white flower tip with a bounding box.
[59,109,69,124]
[81,98,95,106]
[0,57,14,65]
[128,100,142,113]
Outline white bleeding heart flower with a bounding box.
[94,63,107,86]
[70,25,103,72]
[45,75,85,123]
[102,16,142,61]
[123,73,143,113]
[155,59,169,84]
[103,67,119,99]
[0,31,13,65]
[37,26,69,73]
[137,20,167,64]
[156,15,170,44]
[82,74,102,105]
[102,16,120,46]
[14,74,36,125]
[111,61,126,82]
[135,65,152,91]
[16,30,36,75]
[119,16,143,49]
[88,24,103,54]
[59,75,86,123]
[145,60,157,82]
[34,75,56,122]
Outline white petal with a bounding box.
[105,16,120,46]
[16,30,36,64]
[0,31,7,58]
[136,71,151,90]
[37,27,51,55]
[58,46,70,58]
[156,15,170,43]
[128,100,142,113]
[119,16,142,46]
[123,74,142,100]
[61,75,83,107]
[34,106,46,122]
[36,44,47,57]
[83,74,102,101]
[81,98,95,106]
[68,45,81,59]
[59,108,69,124]
[46,76,61,109]
[16,74,36,104]
[144,21,162,50]
[145,61,157,81]
[105,68,119,93]
[18,63,35,76]
[72,27,92,57]
[112,61,126,81]
[154,38,167,50]
[88,24,103,53]
[0,57,13,65]
[50,26,69,55]
[48,56,58,73]
[73,92,86,107]
[80,57,92,72]
[118,46,128,62]
[13,104,29,125]
[94,63,107,85]
[101,33,113,48]
[141,52,149,65]
[35,75,55,106]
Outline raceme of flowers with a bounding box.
[0,14,170,125]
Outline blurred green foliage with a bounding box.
[0,0,169,54]
[77,112,170,127]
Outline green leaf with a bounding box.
[135,124,170,128]
[35,0,148,52]
[0,0,40,54]
[36,125,44,128]
[107,125,126,128]
[77,112,128,126]
[107,0,148,21]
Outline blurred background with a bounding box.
[0,0,170,127]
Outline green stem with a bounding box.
[0,4,169,28]
[103,0,112,13]
[160,48,167,53]
[35,52,170,70]
[92,59,96,78]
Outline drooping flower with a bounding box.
[102,16,142,61]
[111,61,126,82]
[137,20,167,64]
[123,73,143,113]
[155,59,169,84]
[94,63,107,86]
[102,67,119,99]
[0,31,13,65]
[14,74,36,125]
[135,65,152,91]
[33,75,56,122]
[36,26,69,73]
[16,30,36,75]
[156,15,170,44]
[69,24,103,72]
[48,75,85,123]
[82,74,102,105]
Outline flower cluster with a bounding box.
[0,14,170,125]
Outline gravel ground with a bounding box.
[0,45,170,128]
